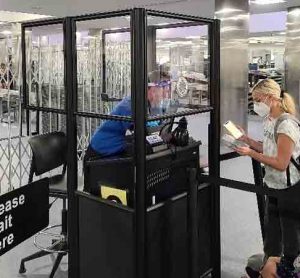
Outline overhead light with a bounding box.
[186,36,199,39]
[221,26,241,32]
[109,27,123,30]
[289,9,300,16]
[155,23,168,26]
[179,41,193,45]
[287,29,300,33]
[251,0,286,5]
[221,14,249,21]
[279,32,286,35]
[1,30,12,35]
[215,8,242,14]
[290,36,300,40]
[82,35,96,39]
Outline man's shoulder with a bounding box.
[113,96,131,115]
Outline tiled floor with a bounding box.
[0,115,266,277]
[0,199,68,278]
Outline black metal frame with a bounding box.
[209,18,221,277]
[131,9,148,277]
[22,8,221,278]
[102,27,131,94]
[100,17,212,114]
[64,16,79,277]
[74,10,132,120]
[147,10,215,24]
[21,18,67,136]
[79,12,214,120]
[22,18,66,113]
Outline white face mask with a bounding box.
[254,102,270,118]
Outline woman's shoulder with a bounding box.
[277,114,300,144]
[277,114,299,130]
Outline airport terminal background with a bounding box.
[0,0,299,277]
[0,114,264,278]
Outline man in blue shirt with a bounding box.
[84,80,171,163]
[90,96,133,156]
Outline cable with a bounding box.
[49,197,58,209]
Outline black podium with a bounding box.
[77,142,212,278]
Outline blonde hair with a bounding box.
[251,78,297,116]
[281,91,296,115]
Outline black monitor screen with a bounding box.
[249,63,258,71]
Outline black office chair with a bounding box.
[19,131,68,278]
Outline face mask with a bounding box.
[254,102,270,118]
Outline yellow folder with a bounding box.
[100,186,127,206]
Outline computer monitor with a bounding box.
[249,63,258,71]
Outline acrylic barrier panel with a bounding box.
[24,24,65,110]
[147,16,210,120]
[76,115,103,173]
[0,28,21,92]
[0,23,22,139]
[76,16,131,117]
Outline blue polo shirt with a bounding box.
[90,96,161,156]
[90,97,132,156]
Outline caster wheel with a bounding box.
[19,263,26,274]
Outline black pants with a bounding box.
[83,145,102,166]
[83,146,102,192]
[263,194,300,260]
[83,144,133,192]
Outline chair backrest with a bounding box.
[28,131,67,181]
[101,93,109,102]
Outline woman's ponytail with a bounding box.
[281,91,297,116]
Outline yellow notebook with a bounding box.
[100,186,127,206]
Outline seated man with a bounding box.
[84,78,171,164]
[86,95,133,160]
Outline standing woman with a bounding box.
[235,79,300,267]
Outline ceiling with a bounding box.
[0,0,215,19]
[250,0,300,14]
[0,0,299,24]
[0,11,50,23]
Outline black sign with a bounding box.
[0,178,49,256]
